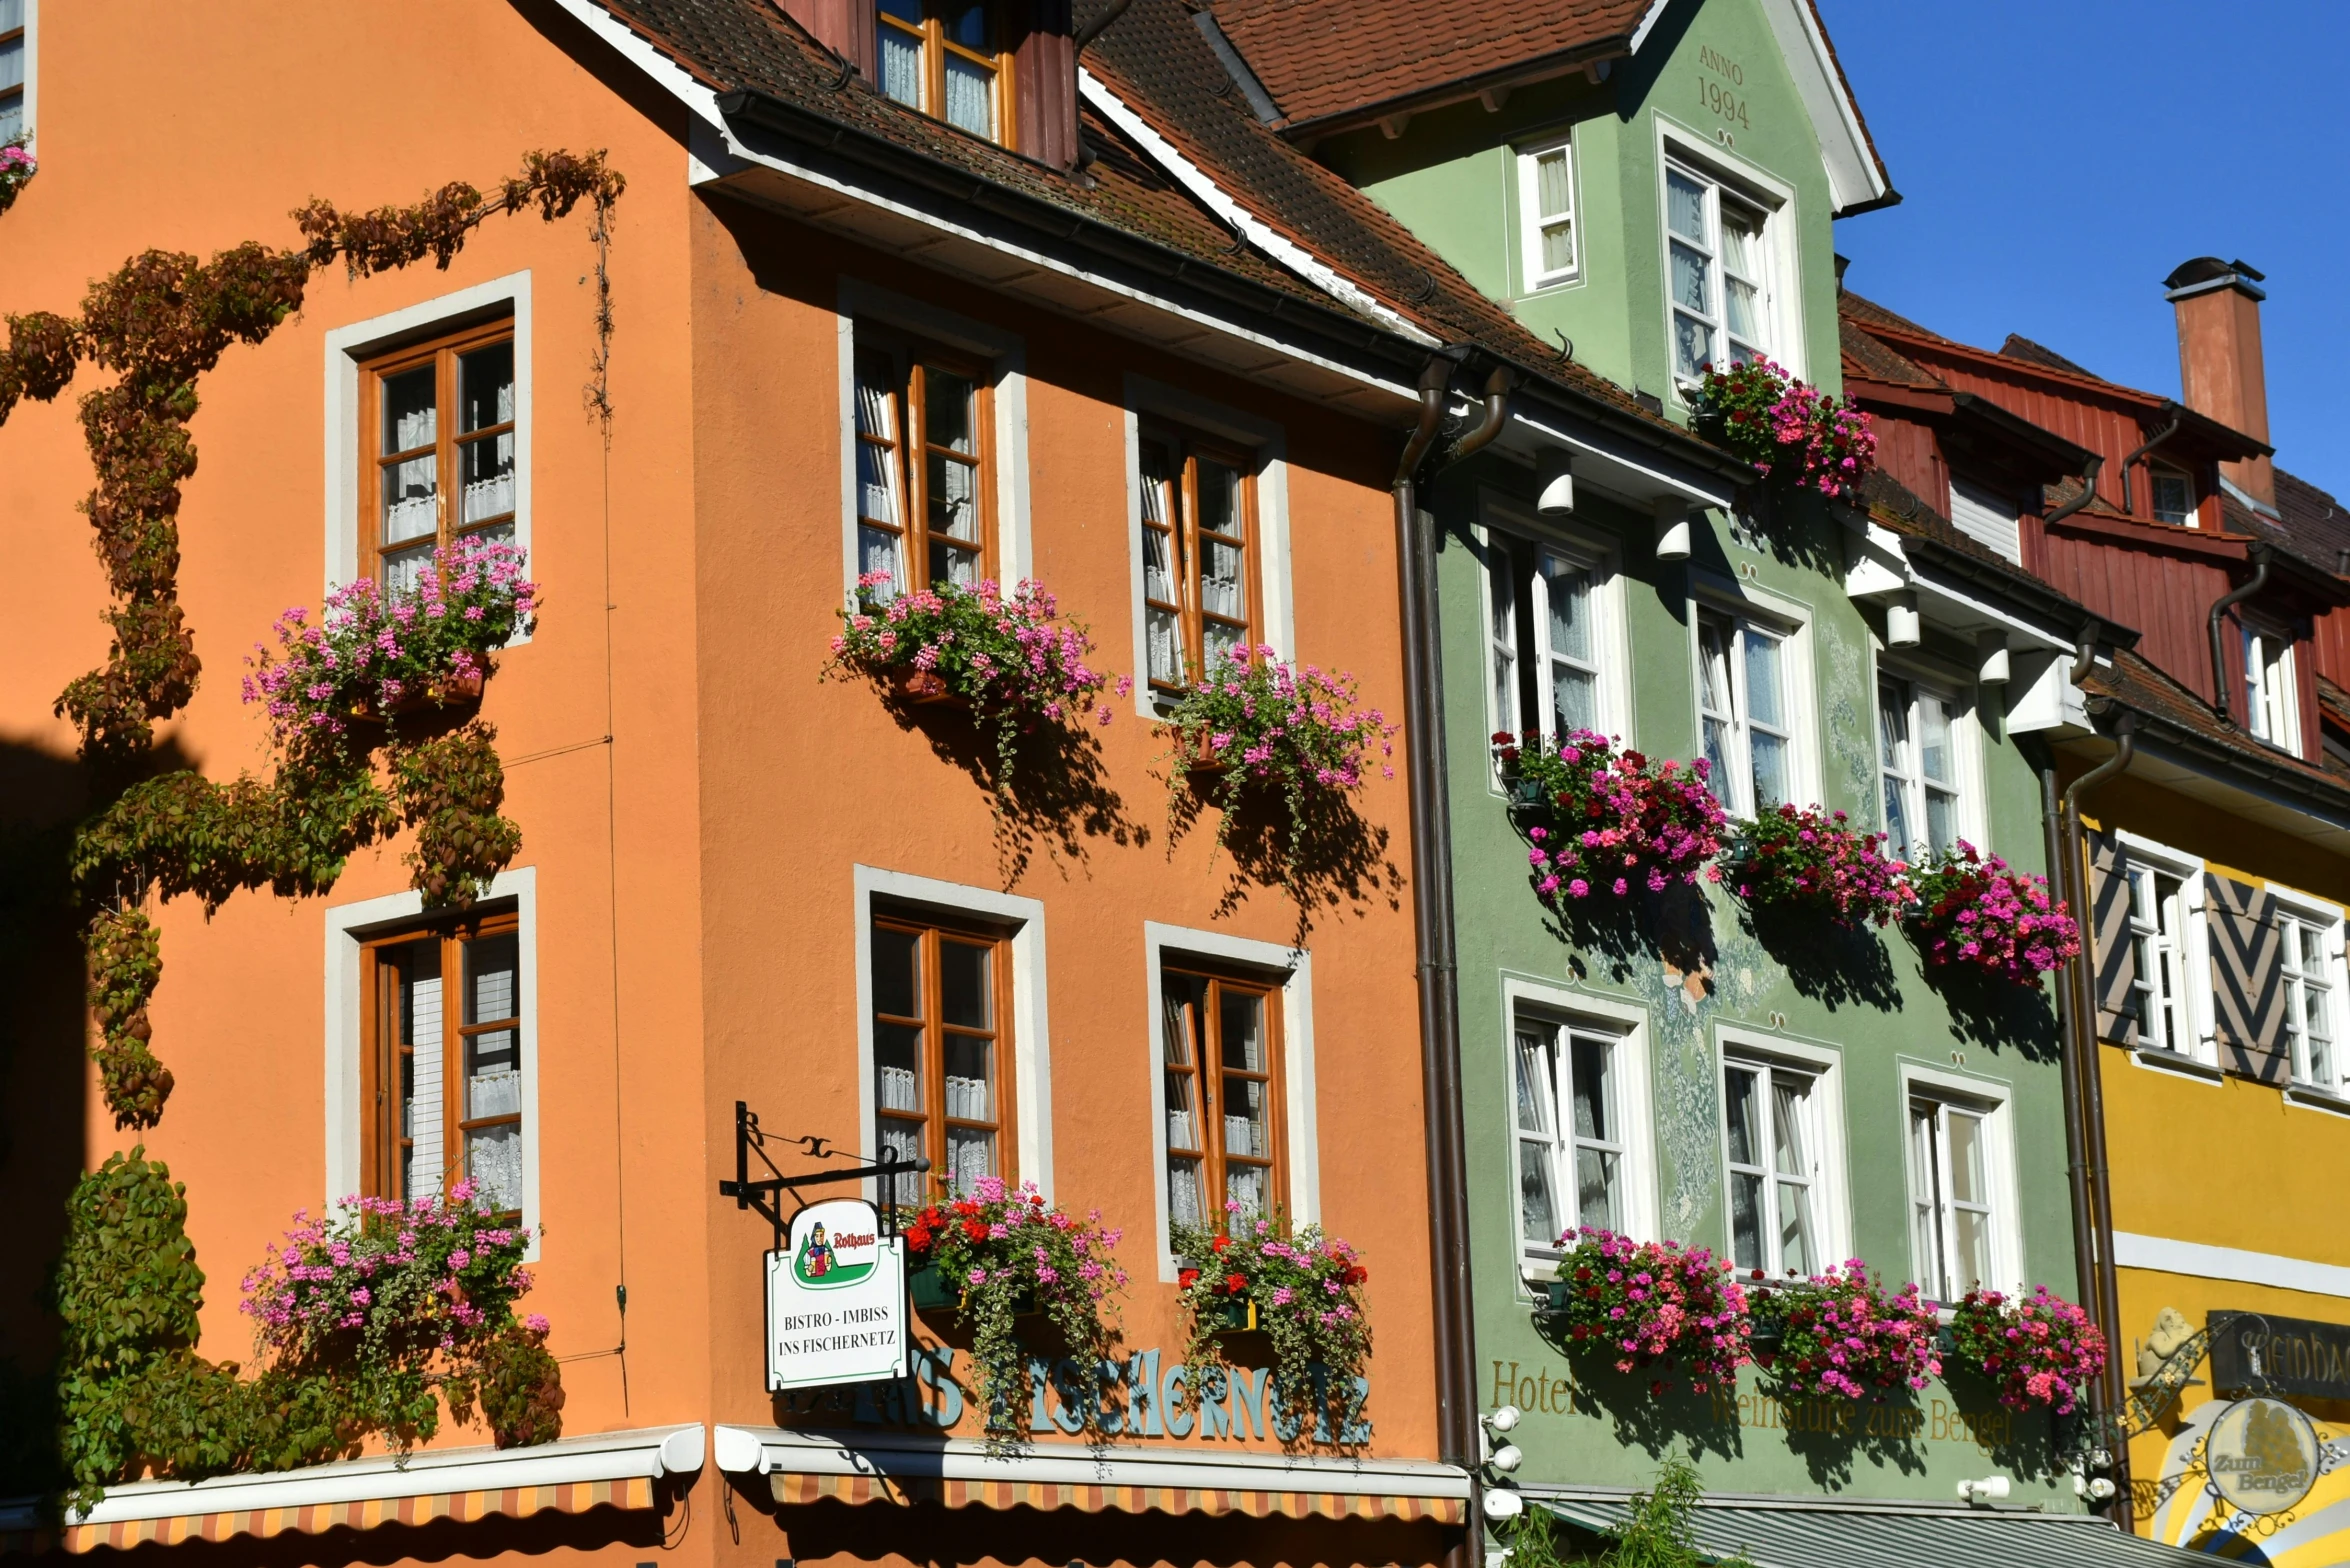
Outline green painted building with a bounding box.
[1285,0,2103,1517]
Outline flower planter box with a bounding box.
[907,1262,1037,1317]
[348,671,487,728]
[1203,1297,1259,1332]
[890,667,961,706]
[1169,728,1230,781]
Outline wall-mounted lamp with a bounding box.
[1885,592,1921,648]
[1482,1487,1526,1521]
[1537,451,1575,517]
[1977,631,2011,686]
[1957,1476,2011,1505]
[1654,497,1692,562]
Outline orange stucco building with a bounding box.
[0,2,1499,1562]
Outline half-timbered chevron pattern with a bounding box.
[2207,873,2286,1083]
[2088,831,2139,1044]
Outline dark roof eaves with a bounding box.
[1899,529,2137,650]
[1274,36,1636,139]
[2095,695,2350,828]
[714,87,1435,387]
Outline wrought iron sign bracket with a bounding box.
[717,1099,930,1250]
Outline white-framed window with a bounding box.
[1721,1052,1823,1277]
[2272,889,2349,1095]
[1515,134,1579,290]
[323,275,534,614]
[2150,464,2196,528]
[1122,375,1293,716]
[1696,602,1804,817]
[1144,923,1317,1276]
[324,869,541,1257]
[1665,158,1772,381]
[1905,1077,2017,1303]
[2118,833,2211,1065]
[1507,983,1653,1274]
[1480,508,1628,753]
[0,0,31,148]
[855,866,1054,1204]
[835,278,1031,607]
[1877,674,1973,862]
[2243,622,2301,752]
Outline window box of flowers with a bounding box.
[1692,357,1877,503]
[1540,1229,1750,1395]
[1161,645,1393,817]
[1173,1209,1368,1437]
[1497,731,1728,904]
[1745,1261,1940,1401]
[899,1179,1126,1441]
[1902,842,2080,985]
[1945,1285,2107,1414]
[828,573,1126,789]
[243,536,537,748]
[237,1178,564,1461]
[0,142,35,218]
[1723,803,1910,927]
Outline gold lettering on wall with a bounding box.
[1490,1360,2016,1450]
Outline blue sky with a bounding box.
[1817,0,2350,501]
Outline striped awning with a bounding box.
[1541,1494,2227,1568]
[720,1425,1469,1524]
[0,1424,702,1555]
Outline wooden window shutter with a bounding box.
[1014,0,1077,168]
[2087,831,2139,1044]
[2207,872,2285,1082]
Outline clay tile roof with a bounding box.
[2085,647,2350,804]
[1856,469,2121,637]
[583,0,1353,320]
[1836,287,1948,344]
[1209,0,1655,127]
[1839,313,1944,392]
[1086,0,1688,430]
[1997,333,2102,381]
[2275,468,2350,570]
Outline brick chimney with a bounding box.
[2164,257,2274,506]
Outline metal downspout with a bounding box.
[2118,412,2183,517]
[2058,699,2137,1522]
[1394,354,1504,1562]
[2045,453,2106,529]
[2207,543,2271,726]
[2039,761,2099,1381]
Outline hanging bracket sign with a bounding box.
[766,1197,907,1391]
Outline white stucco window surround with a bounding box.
[1652,118,1803,393]
[323,868,541,1256]
[1897,1062,2022,1301]
[322,273,534,613]
[852,865,1053,1199]
[1712,1024,1849,1277]
[1499,978,1655,1286]
[832,278,1033,603]
[1688,571,1819,820]
[1474,490,1634,776]
[1142,922,1317,1278]
[1121,374,1295,717]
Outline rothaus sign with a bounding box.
[766,1198,907,1391]
[2211,1310,2350,1401]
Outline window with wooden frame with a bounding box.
[1138,433,1258,694]
[1160,965,1284,1228]
[0,0,26,145]
[358,319,517,596]
[853,338,994,596]
[876,0,1016,147]
[360,908,525,1214]
[871,910,1013,1203]
[2149,463,2196,528]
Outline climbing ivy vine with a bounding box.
[0,150,622,1505]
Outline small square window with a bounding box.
[2150,467,2195,528]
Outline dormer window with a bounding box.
[877,0,1013,147]
[2243,621,2301,752]
[2150,464,2195,527]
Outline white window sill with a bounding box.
[2130,1047,2225,1083]
[2284,1084,2350,1118]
